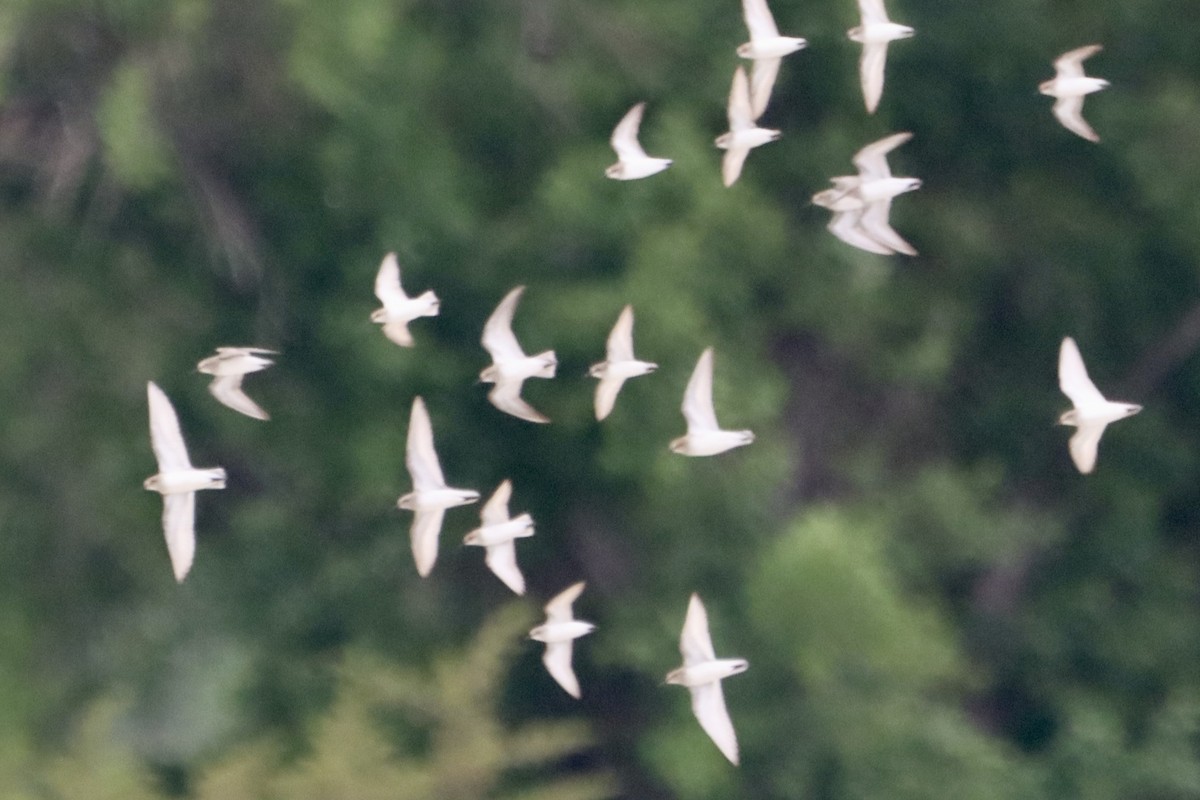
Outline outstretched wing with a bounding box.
[545,581,585,623]
[482,286,529,362]
[1054,44,1102,80]
[679,593,717,665]
[148,382,193,471]
[484,540,525,595]
[480,480,513,527]
[542,641,580,698]
[209,374,270,420]
[690,682,740,765]
[742,0,780,41]
[610,103,650,161]
[853,131,911,180]
[374,252,409,307]
[406,397,446,491]
[1058,337,1107,411]
[1052,96,1099,142]
[1068,423,1107,475]
[162,492,196,583]
[681,349,720,434]
[488,380,550,424]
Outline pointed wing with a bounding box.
[681,349,721,434]
[382,320,415,347]
[727,66,754,132]
[853,131,911,180]
[690,682,740,765]
[1055,44,1102,80]
[722,146,751,187]
[162,492,196,582]
[480,479,513,527]
[1069,423,1107,474]
[594,376,628,421]
[208,374,270,421]
[857,0,889,25]
[606,305,636,362]
[829,208,896,255]
[545,581,585,623]
[1058,337,1108,411]
[858,42,889,114]
[610,103,650,161]
[1052,96,1099,142]
[680,593,718,665]
[860,199,917,255]
[214,346,277,357]
[484,540,525,595]
[410,507,445,577]
[482,286,529,362]
[147,382,194,471]
[406,396,446,491]
[488,380,550,423]
[542,641,580,698]
[749,57,781,120]
[742,0,780,41]
[374,252,409,307]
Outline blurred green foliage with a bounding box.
[0,0,1198,797]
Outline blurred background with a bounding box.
[1,0,1199,797]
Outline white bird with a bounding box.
[197,347,276,421]
[670,347,754,456]
[1039,45,1109,143]
[666,594,749,765]
[143,382,227,582]
[846,132,921,255]
[715,66,781,187]
[589,305,658,421]
[480,286,557,423]
[529,582,595,699]
[606,102,673,180]
[463,479,534,595]
[736,0,807,118]
[371,252,440,347]
[1058,337,1141,474]
[847,0,914,114]
[397,397,480,577]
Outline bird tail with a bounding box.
[534,350,557,379]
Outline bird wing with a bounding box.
[1069,422,1107,474]
[742,0,780,41]
[147,382,193,470]
[610,103,650,161]
[1058,337,1108,411]
[722,146,752,187]
[858,42,889,114]
[727,66,755,132]
[410,507,445,577]
[406,396,446,491]
[162,492,196,582]
[606,305,636,362]
[681,349,721,434]
[860,199,917,255]
[690,681,740,765]
[480,479,512,527]
[545,581,585,623]
[482,286,529,362]
[542,641,581,699]
[488,380,550,423]
[1052,96,1099,142]
[829,208,896,255]
[857,0,890,25]
[680,593,718,665]
[374,252,409,307]
[484,540,525,595]
[594,376,628,422]
[749,57,781,120]
[1055,44,1102,80]
[382,320,415,347]
[208,374,270,421]
[853,131,911,181]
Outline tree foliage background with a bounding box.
[0,0,1198,797]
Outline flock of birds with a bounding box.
[608,0,1109,256]
[138,0,1129,768]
